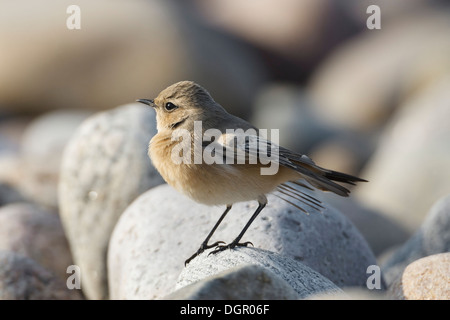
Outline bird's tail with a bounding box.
[274,148,367,212]
[277,147,366,196]
[274,164,367,214]
[306,163,367,194]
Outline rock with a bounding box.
[0,182,24,206]
[166,263,300,300]
[388,253,450,300]
[250,84,332,153]
[317,193,409,257]
[0,203,72,282]
[175,249,341,300]
[194,0,358,77]
[309,10,450,133]
[59,103,164,299]
[308,287,387,300]
[0,115,30,151]
[0,0,265,119]
[382,195,450,285]
[250,84,373,186]
[341,0,433,24]
[108,183,378,299]
[0,154,22,193]
[355,77,450,234]
[0,133,17,154]
[308,132,374,178]
[19,110,91,208]
[0,116,30,187]
[0,251,82,300]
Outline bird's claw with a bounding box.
[208,241,254,256]
[184,241,226,266]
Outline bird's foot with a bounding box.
[208,241,254,256]
[184,241,225,266]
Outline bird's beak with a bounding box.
[136,99,155,107]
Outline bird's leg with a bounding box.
[184,205,232,265]
[210,196,267,255]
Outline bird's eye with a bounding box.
[165,102,178,111]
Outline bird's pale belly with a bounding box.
[163,162,291,206]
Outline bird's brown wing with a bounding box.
[202,131,367,212]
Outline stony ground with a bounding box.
[0,1,449,300]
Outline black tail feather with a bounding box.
[323,170,368,185]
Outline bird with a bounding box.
[137,80,367,265]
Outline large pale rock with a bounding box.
[389,253,450,300]
[0,0,265,119]
[176,249,341,300]
[309,10,450,133]
[382,195,450,285]
[166,263,301,300]
[59,103,163,299]
[0,203,72,282]
[355,78,450,234]
[108,183,377,299]
[20,110,91,208]
[0,251,82,300]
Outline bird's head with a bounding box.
[137,81,220,132]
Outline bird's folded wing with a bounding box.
[202,132,365,198]
[201,132,279,165]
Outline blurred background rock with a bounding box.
[0,0,266,117]
[0,0,449,299]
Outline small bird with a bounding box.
[137,81,366,265]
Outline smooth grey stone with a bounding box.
[166,263,300,300]
[356,77,450,234]
[382,194,450,285]
[0,251,82,300]
[59,103,163,299]
[175,248,341,300]
[108,183,377,299]
[0,203,72,282]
